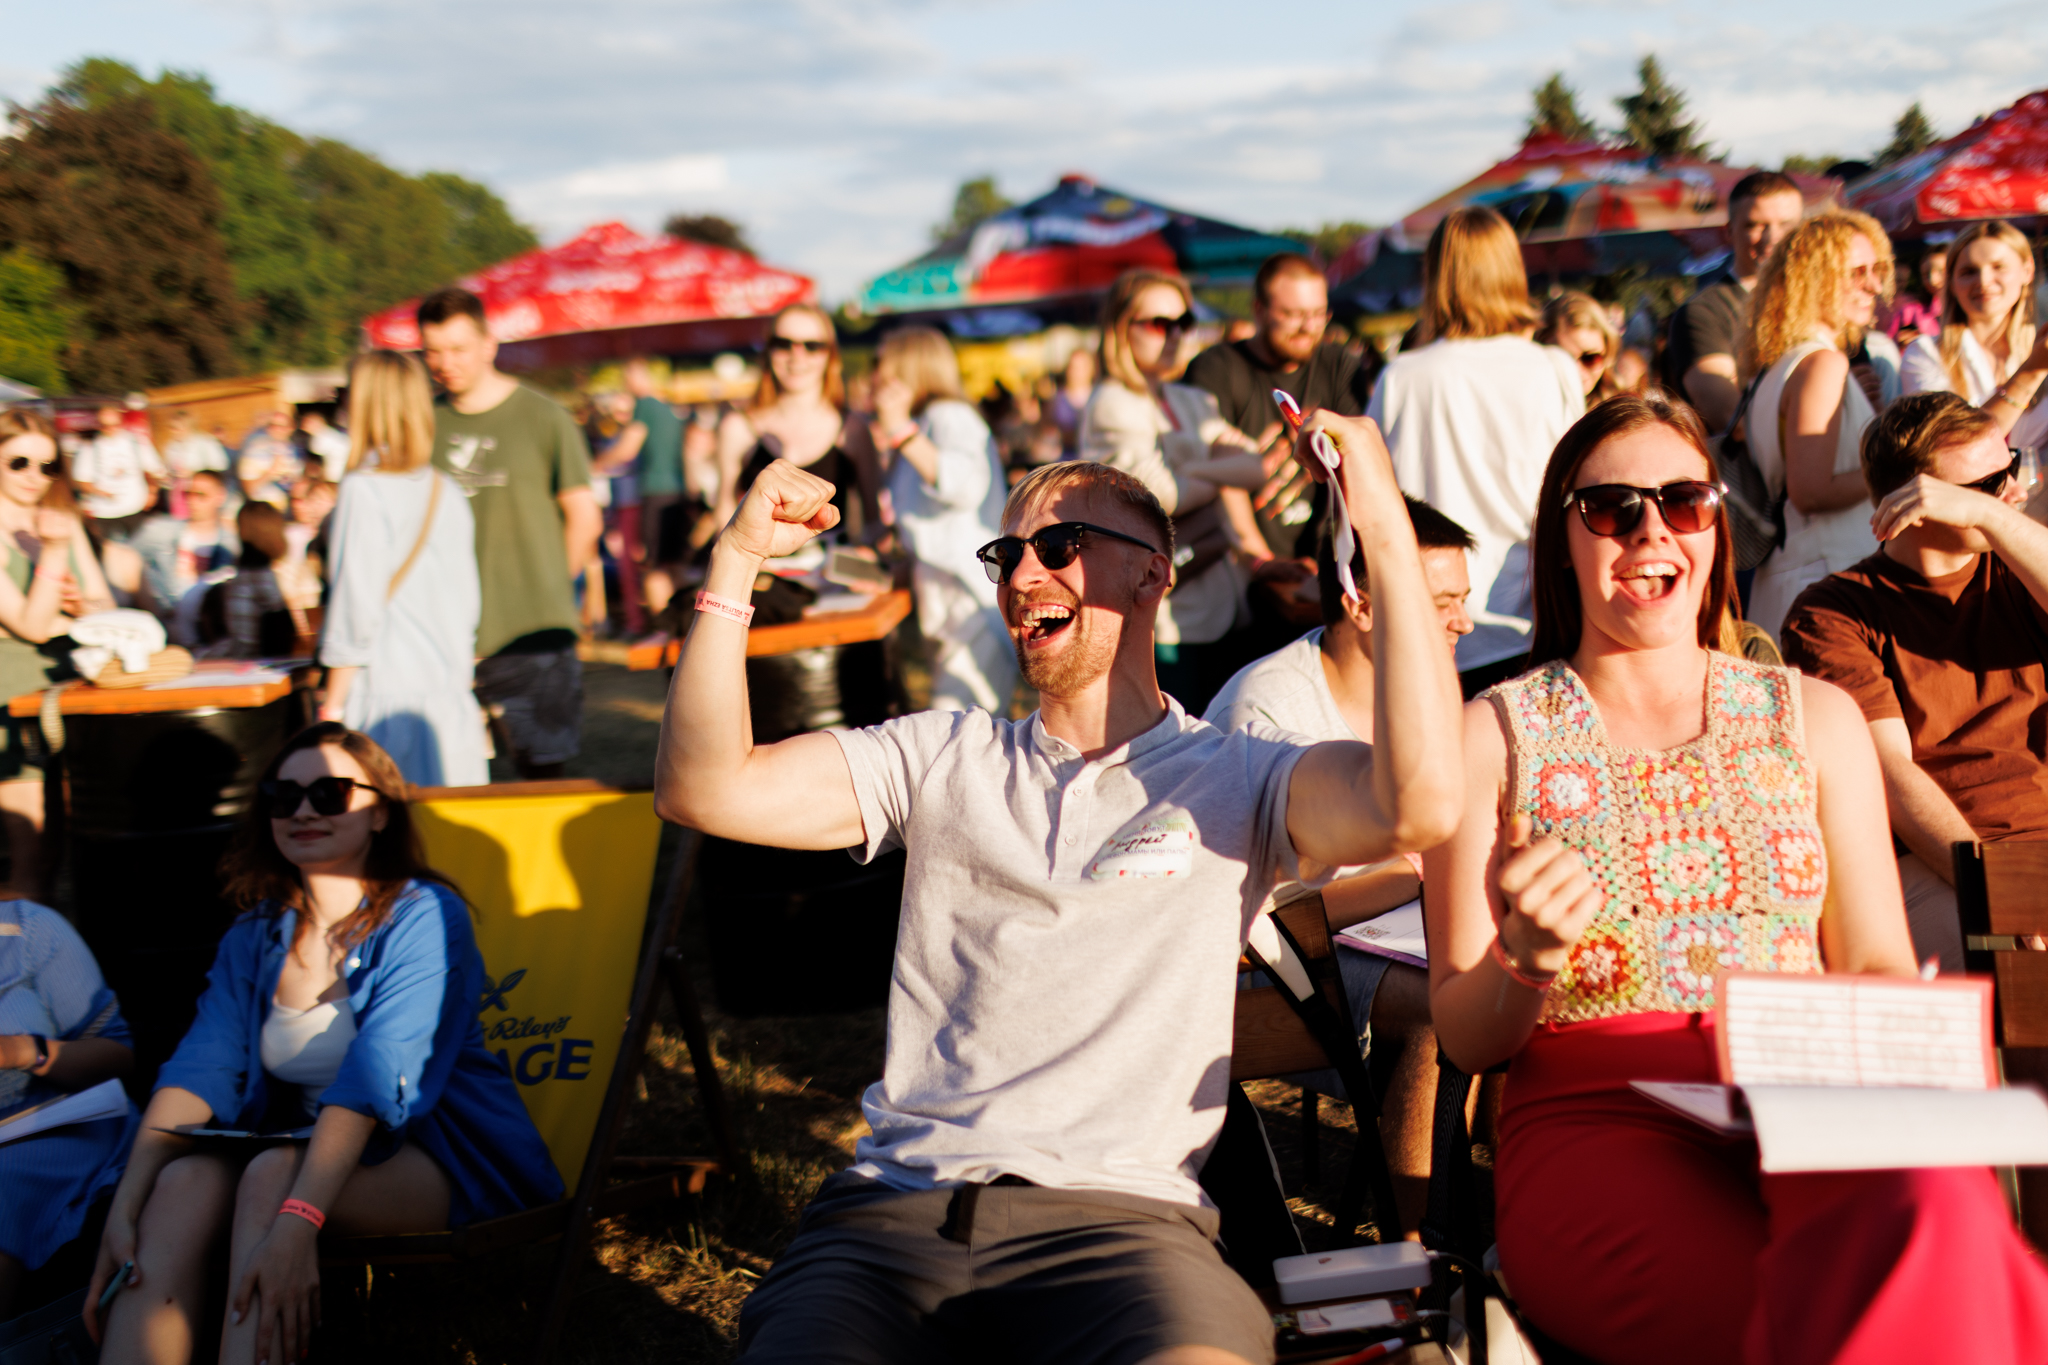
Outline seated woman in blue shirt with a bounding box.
[86,722,562,1364]
[0,899,137,1317]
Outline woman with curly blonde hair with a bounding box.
[1901,220,2048,447]
[1739,209,1895,636]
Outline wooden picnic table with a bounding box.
[7,671,295,717]
[627,588,913,669]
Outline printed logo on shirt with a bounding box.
[1087,812,1196,880]
[443,434,509,494]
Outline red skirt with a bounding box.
[1494,1011,2048,1364]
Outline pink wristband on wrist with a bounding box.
[278,1198,325,1230]
[694,590,756,627]
[1490,935,1556,991]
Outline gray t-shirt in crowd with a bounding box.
[831,700,1318,1208]
[1204,628,1358,743]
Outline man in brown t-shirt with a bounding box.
[1782,392,2048,972]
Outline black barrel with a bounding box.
[64,698,294,1085]
[702,840,906,1017]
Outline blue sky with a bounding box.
[7,0,2047,299]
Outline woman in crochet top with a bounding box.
[1423,394,2048,1363]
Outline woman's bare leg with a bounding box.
[0,776,44,899]
[101,1154,237,1365]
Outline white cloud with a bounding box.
[538,153,729,203]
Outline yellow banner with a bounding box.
[413,788,662,1186]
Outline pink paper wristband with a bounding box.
[694,590,755,627]
[278,1198,325,1230]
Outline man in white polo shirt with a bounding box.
[656,411,1463,1365]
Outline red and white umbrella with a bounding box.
[1849,91,2048,234]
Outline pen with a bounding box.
[98,1260,133,1314]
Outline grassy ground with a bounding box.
[283,663,1424,1361]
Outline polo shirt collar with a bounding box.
[1028,696,1191,768]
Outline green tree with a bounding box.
[933,176,1012,244]
[1530,73,1600,143]
[429,172,541,270]
[1614,55,1714,160]
[1780,153,1845,177]
[1877,102,1940,167]
[662,213,754,255]
[0,249,71,392]
[0,89,244,391]
[1278,221,1375,267]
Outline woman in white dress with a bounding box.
[1741,210,1895,638]
[316,351,486,787]
[1900,219,2048,450]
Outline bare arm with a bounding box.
[1804,678,1918,975]
[1782,349,1871,515]
[1320,859,1423,932]
[1286,414,1463,867]
[654,460,865,848]
[65,516,117,615]
[1868,717,1975,886]
[1985,330,2048,437]
[1683,353,1741,434]
[595,422,646,474]
[557,486,602,581]
[1871,476,2048,611]
[0,510,94,642]
[0,1033,130,1089]
[1217,487,1274,562]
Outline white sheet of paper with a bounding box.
[1335,899,1427,969]
[1719,973,1994,1089]
[1298,1299,1400,1335]
[1744,1084,2048,1172]
[0,1077,129,1145]
[1630,1081,1754,1135]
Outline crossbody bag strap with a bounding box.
[385,472,443,602]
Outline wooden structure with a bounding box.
[1955,840,2048,1046]
[7,673,294,719]
[142,369,346,450]
[627,587,913,669]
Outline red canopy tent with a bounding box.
[363,222,816,368]
[1848,90,2048,235]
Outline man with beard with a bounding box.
[655,412,1463,1365]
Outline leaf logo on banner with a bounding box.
[479,968,526,1012]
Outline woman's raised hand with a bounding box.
[720,457,841,563]
[1494,812,1603,976]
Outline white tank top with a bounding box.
[260,995,358,1093]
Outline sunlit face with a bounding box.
[999,485,1161,698]
[1565,426,1719,655]
[767,310,834,399]
[1924,429,2026,555]
[421,314,499,399]
[185,475,226,520]
[96,407,125,434]
[1922,252,1949,297]
[1839,232,1884,331]
[270,744,388,876]
[0,433,55,509]
[1124,283,1193,379]
[1063,349,1095,390]
[1256,274,1330,366]
[1421,547,1474,651]
[292,482,335,525]
[1730,190,1805,279]
[1552,322,1612,395]
[1950,237,2034,328]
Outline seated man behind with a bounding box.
[656,416,1463,1364]
[1204,495,1473,1233]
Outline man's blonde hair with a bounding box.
[1741,209,1895,377]
[346,350,436,473]
[1003,462,1173,562]
[1417,206,1539,344]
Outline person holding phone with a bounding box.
[86,724,560,1365]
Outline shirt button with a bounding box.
[1064,834,1076,846]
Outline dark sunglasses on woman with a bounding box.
[976,521,1161,585]
[1576,351,1606,368]
[1564,480,1725,538]
[1129,314,1197,337]
[259,775,385,819]
[6,456,60,476]
[1960,450,2024,496]
[765,336,832,355]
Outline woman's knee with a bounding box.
[235,1145,303,1205]
[138,1157,236,1247]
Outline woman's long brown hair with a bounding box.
[0,409,81,516]
[1525,395,1739,666]
[220,722,461,951]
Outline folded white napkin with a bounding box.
[69,608,168,678]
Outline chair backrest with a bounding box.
[411,780,664,1186]
[1954,841,2048,1047]
[1231,894,1345,1081]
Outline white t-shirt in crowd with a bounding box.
[1369,337,1584,672]
[162,434,229,478]
[73,430,167,520]
[306,425,352,482]
[1902,329,2048,450]
[832,700,1316,1208]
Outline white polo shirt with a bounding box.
[833,699,1319,1208]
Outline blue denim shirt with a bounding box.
[155,880,563,1225]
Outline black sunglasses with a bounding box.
[975,521,1161,585]
[1564,480,1725,538]
[1960,451,2024,496]
[1130,314,1196,336]
[6,456,59,476]
[1576,350,1606,368]
[765,336,832,355]
[259,775,385,819]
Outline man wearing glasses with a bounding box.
[656,413,1462,1364]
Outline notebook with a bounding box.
[0,1078,129,1146]
[1333,899,1427,969]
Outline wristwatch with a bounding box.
[23,1033,49,1072]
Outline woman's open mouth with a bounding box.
[1615,561,1681,604]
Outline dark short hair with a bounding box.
[237,501,289,567]
[1729,171,1803,211]
[1254,253,1325,307]
[189,469,227,492]
[416,287,488,333]
[1861,391,2003,502]
[1318,495,1476,626]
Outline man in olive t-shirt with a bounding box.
[419,288,601,779]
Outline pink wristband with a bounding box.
[1490,935,1557,991]
[278,1198,325,1230]
[694,590,756,627]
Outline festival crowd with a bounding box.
[7,169,2048,1365]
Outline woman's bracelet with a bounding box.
[878,422,919,450]
[1490,935,1557,991]
[278,1198,325,1230]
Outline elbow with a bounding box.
[1384,779,1465,856]
[653,780,715,832]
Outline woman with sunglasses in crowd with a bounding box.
[0,410,116,897]
[1900,220,2048,450]
[1536,290,1624,405]
[86,724,560,1365]
[1368,207,1586,698]
[1424,394,2048,1364]
[1739,209,1896,638]
[717,303,881,542]
[1079,268,1271,710]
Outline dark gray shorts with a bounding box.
[473,644,582,767]
[737,1174,1274,1365]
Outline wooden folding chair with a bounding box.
[1232,893,1403,1243]
[1955,840,2048,1046]
[317,780,740,1365]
